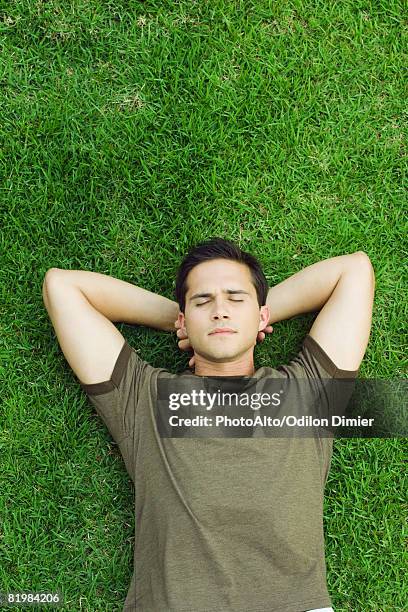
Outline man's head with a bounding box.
[174,237,270,376]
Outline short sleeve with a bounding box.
[79,340,156,446]
[276,334,359,425]
[301,334,360,380]
[276,334,359,381]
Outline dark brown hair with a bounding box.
[174,237,268,313]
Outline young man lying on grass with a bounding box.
[42,237,375,612]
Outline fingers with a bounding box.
[176,328,188,340]
[174,320,194,366]
[177,338,189,350]
[257,326,274,343]
[258,326,273,340]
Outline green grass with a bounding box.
[1,0,406,610]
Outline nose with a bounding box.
[212,313,230,321]
[210,299,231,321]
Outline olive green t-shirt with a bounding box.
[79,335,358,612]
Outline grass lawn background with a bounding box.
[1,1,406,610]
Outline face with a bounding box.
[178,259,269,364]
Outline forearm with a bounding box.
[266,252,359,325]
[49,268,180,332]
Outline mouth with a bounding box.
[209,330,236,335]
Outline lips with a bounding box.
[209,328,236,335]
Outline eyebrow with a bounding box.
[189,289,251,302]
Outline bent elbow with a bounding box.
[351,252,375,287]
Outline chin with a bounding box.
[196,348,236,362]
[209,349,243,361]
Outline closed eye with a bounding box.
[195,299,244,307]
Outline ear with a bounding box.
[178,311,187,333]
[258,305,270,332]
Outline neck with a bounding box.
[193,350,256,377]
